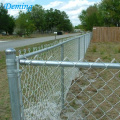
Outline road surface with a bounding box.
[0,33,80,51]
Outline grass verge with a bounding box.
[0,33,54,41]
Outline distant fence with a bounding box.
[92,27,120,42]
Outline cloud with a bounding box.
[0,0,33,17]
[43,0,97,26]
[0,0,99,26]
[60,0,93,11]
[7,9,27,18]
[0,0,34,4]
[43,1,64,10]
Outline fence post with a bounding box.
[78,37,80,61]
[84,35,86,58]
[87,33,89,49]
[16,56,24,120]
[5,48,21,120]
[61,44,64,109]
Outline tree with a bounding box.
[7,16,15,34]
[15,11,36,36]
[0,3,8,33]
[45,8,55,32]
[15,4,73,34]
[78,0,120,30]
[57,11,73,32]
[74,24,84,29]
[0,3,15,34]
[79,5,99,30]
[45,8,73,32]
[30,4,46,32]
[99,0,120,27]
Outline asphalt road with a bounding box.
[0,33,80,51]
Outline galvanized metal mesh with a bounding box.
[18,33,120,120]
[6,32,120,120]
[19,59,120,120]
[18,34,91,120]
[18,37,78,120]
[60,59,120,120]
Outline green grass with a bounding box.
[0,52,6,70]
[91,45,97,52]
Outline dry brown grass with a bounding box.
[61,42,120,120]
[0,33,54,41]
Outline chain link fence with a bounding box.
[5,33,120,120]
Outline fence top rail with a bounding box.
[20,59,120,69]
[18,33,91,59]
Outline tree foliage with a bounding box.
[99,0,120,27]
[79,0,120,30]
[15,11,36,36]
[30,5,46,32]
[0,3,15,34]
[0,3,73,35]
[7,16,15,34]
[45,8,73,32]
[74,24,84,29]
[79,5,98,30]
[15,4,73,34]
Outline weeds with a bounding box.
[102,55,111,61]
[92,45,97,52]
[100,50,104,55]
[118,47,120,53]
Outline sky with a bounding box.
[0,0,101,26]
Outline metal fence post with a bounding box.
[84,35,86,58]
[87,34,89,49]
[86,34,88,49]
[78,37,80,61]
[61,44,64,109]
[16,56,24,120]
[5,48,21,120]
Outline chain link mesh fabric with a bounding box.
[18,34,120,119]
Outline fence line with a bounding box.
[6,32,120,119]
